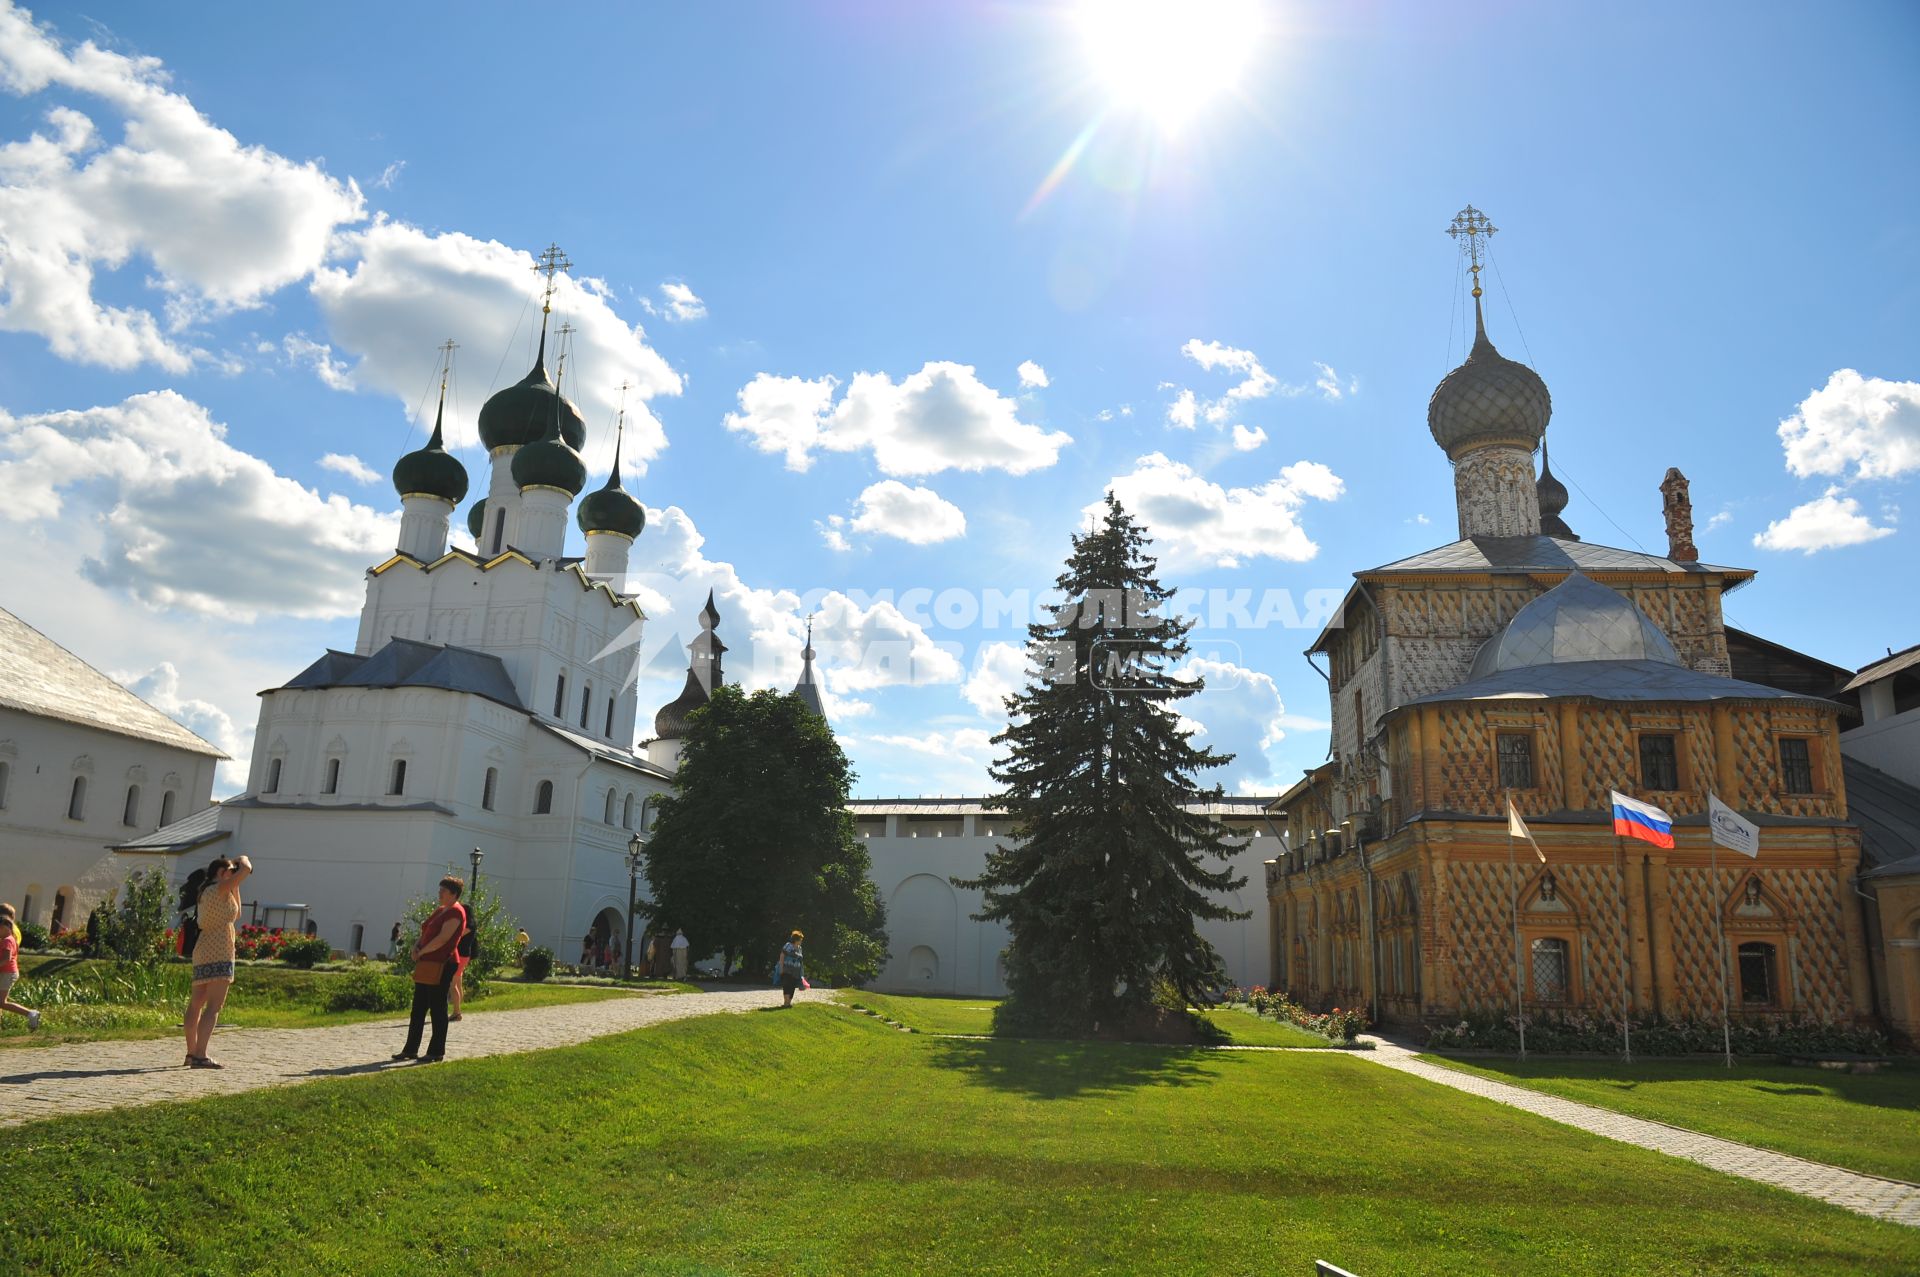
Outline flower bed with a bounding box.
[1423,1009,1889,1057]
[1226,985,1369,1045]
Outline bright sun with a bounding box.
[1076,0,1264,134]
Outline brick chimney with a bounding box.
[1660,467,1698,562]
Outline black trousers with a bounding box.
[401,962,455,1057]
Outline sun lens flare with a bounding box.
[1076,0,1264,135]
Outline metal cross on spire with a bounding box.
[436,337,457,396]
[553,321,576,390]
[533,242,572,315]
[1446,204,1498,298]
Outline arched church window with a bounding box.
[604,788,617,824]
[1530,937,1570,1003]
[51,889,71,932]
[482,768,498,811]
[490,508,505,555]
[605,696,615,737]
[1738,942,1778,1007]
[622,793,635,829]
[160,790,176,826]
[0,759,10,809]
[265,758,282,794]
[324,757,341,794]
[389,759,407,796]
[67,776,87,821]
[581,683,593,728]
[123,784,141,827]
[535,780,554,815]
[554,674,567,718]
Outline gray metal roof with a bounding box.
[846,796,1276,817]
[1364,536,1752,581]
[278,639,525,710]
[1844,643,1920,693]
[1403,658,1836,709]
[1848,757,1920,877]
[110,802,228,853]
[539,722,674,779]
[223,797,457,815]
[1468,573,1682,679]
[0,607,226,758]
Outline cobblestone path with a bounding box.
[1359,1036,1920,1228]
[0,986,829,1128]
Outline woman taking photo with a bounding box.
[181,854,252,1068]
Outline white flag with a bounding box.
[1708,793,1759,858]
[1507,798,1546,863]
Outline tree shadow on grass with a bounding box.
[926,1035,1227,1100]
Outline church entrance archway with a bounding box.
[588,907,625,971]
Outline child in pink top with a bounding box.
[0,902,41,1031]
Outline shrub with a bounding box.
[278,934,331,969]
[18,921,49,951]
[322,967,412,1013]
[96,868,173,964]
[49,927,88,952]
[521,946,555,982]
[392,878,523,985]
[1423,1009,1890,1056]
[1249,990,1369,1044]
[235,924,291,961]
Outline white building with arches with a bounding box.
[0,606,224,932]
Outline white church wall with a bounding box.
[0,708,217,929]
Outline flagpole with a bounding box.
[1507,795,1526,1060]
[1614,832,1633,1064]
[1713,833,1732,1069]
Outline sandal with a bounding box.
[189,1056,224,1069]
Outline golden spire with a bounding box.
[1446,204,1498,298]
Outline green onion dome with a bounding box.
[466,497,488,541]
[477,337,586,452]
[511,415,586,495]
[576,440,645,539]
[391,407,469,503]
[1428,296,1550,458]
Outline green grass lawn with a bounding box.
[3,1007,1914,1275]
[837,992,1340,1048]
[0,959,640,1048]
[1422,1054,1920,1183]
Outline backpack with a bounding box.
[177,907,201,958]
[455,904,477,958]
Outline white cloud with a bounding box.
[1703,508,1733,533]
[283,333,354,390]
[847,480,966,545]
[1165,341,1355,431]
[1752,488,1896,554]
[846,727,999,794]
[1094,453,1344,569]
[1314,362,1357,401]
[1094,404,1134,423]
[369,160,405,191]
[816,513,853,553]
[116,661,251,791]
[962,641,1030,718]
[0,390,398,620]
[1777,369,1920,482]
[1166,387,1198,429]
[310,222,682,472]
[1172,656,1305,793]
[1017,359,1049,389]
[318,453,379,485]
[724,361,1072,476]
[0,4,365,370]
[1407,512,1431,526]
[1230,424,1267,452]
[641,280,706,323]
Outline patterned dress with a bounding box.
[191,888,239,985]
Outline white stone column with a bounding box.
[517,486,572,560]
[1452,444,1542,539]
[396,494,455,561]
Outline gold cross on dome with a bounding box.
[1446,204,1498,296]
[533,243,572,314]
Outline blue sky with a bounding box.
[0,0,1915,798]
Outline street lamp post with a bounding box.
[469,847,484,893]
[624,834,644,981]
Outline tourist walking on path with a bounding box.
[448,895,476,1022]
[671,929,689,980]
[182,855,252,1068]
[776,931,804,1008]
[393,876,465,1064]
[1,903,41,1031]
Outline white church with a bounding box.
[15,304,1273,994]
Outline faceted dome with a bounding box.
[1468,572,1680,681]
[477,348,586,452]
[652,669,708,740]
[391,413,468,503]
[1428,298,1551,456]
[466,498,488,541]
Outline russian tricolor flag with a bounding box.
[1610,790,1674,849]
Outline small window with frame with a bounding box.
[1638,733,1679,790]
[1778,737,1815,794]
[1738,941,1779,1006]
[1497,731,1536,790]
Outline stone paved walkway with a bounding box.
[0,987,828,1128]
[1357,1035,1920,1228]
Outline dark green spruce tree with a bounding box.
[642,684,887,985]
[961,494,1244,1037]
